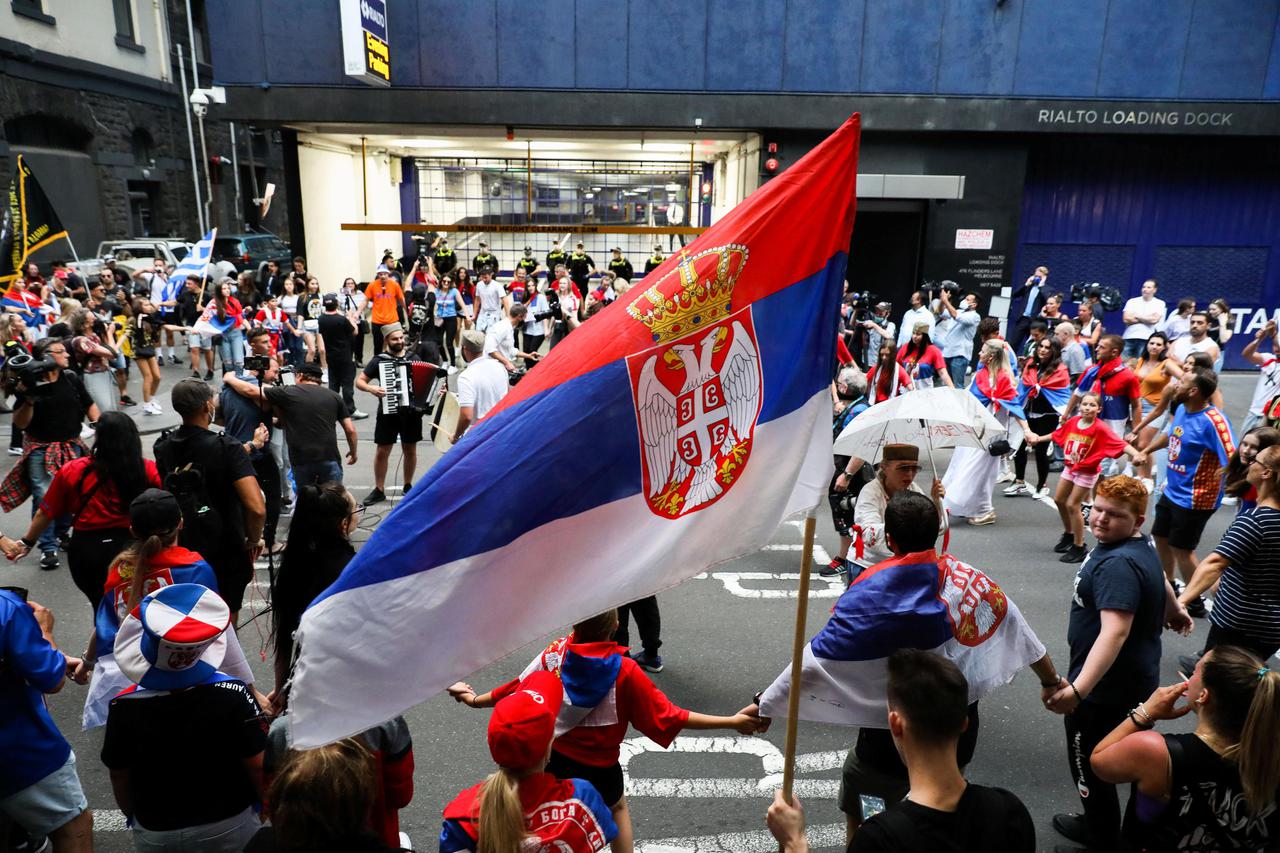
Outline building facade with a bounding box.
[0,0,292,263]
[206,0,1280,367]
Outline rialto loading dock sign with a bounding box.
[341,0,391,86]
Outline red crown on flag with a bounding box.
[626,244,748,344]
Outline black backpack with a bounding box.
[153,428,236,557]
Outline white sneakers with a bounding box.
[1003,482,1030,497]
[143,400,163,415]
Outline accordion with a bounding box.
[379,359,446,415]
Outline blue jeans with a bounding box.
[946,356,969,389]
[291,459,342,486]
[218,327,245,370]
[27,446,76,554]
[1122,338,1147,360]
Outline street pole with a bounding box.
[176,44,205,233]
[230,121,244,231]
[196,110,213,231]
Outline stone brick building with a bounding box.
[0,0,292,264]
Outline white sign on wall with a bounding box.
[955,228,994,250]
[340,0,391,86]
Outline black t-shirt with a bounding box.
[131,313,166,355]
[174,287,203,325]
[263,383,347,464]
[318,313,354,366]
[849,784,1035,853]
[154,425,257,548]
[1067,535,1166,706]
[101,679,267,831]
[20,371,93,442]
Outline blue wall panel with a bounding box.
[781,1,862,92]
[860,0,943,94]
[935,0,1021,96]
[261,0,344,85]
[420,0,498,87]
[706,0,782,91]
[1180,0,1279,99]
[1013,0,1108,97]
[207,0,1280,99]
[628,0,706,90]
[386,0,421,86]
[577,0,628,89]
[1016,138,1280,369]
[497,0,574,88]
[1096,0,1194,98]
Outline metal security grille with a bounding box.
[413,157,704,273]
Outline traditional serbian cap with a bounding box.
[882,443,919,462]
[114,583,230,691]
[487,670,563,769]
[913,321,930,334]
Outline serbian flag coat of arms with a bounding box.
[287,117,861,747]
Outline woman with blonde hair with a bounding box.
[942,339,1035,526]
[1091,646,1280,850]
[440,671,617,853]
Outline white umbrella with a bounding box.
[833,387,1007,472]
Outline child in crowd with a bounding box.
[441,671,617,853]
[1051,392,1141,563]
[447,609,763,853]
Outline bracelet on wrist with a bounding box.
[1128,709,1155,730]
[1134,702,1155,724]
[19,536,35,548]
[1040,675,1063,688]
[1069,682,1083,703]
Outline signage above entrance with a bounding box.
[340,0,390,87]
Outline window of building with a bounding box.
[113,0,144,51]
[127,181,159,236]
[11,0,55,25]
[131,128,155,167]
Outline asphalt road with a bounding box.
[2,366,1262,852]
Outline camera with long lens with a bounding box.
[243,355,272,373]
[1070,281,1102,303]
[921,279,961,303]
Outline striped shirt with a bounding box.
[1211,506,1280,646]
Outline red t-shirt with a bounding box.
[41,456,161,531]
[1051,416,1128,475]
[493,640,689,767]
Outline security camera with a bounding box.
[189,90,210,118]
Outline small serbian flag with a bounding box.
[758,550,1045,726]
[287,117,861,747]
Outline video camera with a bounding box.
[277,365,297,386]
[3,347,58,395]
[1070,281,1124,313]
[847,289,879,324]
[243,354,272,373]
[921,279,961,303]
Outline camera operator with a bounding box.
[859,302,895,369]
[218,330,281,553]
[355,323,425,506]
[484,304,541,373]
[0,339,99,570]
[935,288,980,389]
[318,293,364,419]
[224,362,357,486]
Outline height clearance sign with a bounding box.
[341,0,390,86]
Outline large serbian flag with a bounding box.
[287,116,861,747]
[759,550,1045,726]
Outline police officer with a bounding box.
[607,248,634,282]
[516,246,540,279]
[545,241,568,278]
[644,246,666,276]
[566,242,595,293]
[432,238,457,277]
[472,241,498,275]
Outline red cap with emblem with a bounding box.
[487,670,564,769]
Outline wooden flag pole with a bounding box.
[780,507,818,809]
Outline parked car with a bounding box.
[211,232,293,274]
[71,239,193,283]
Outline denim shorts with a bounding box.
[188,331,214,350]
[0,751,89,838]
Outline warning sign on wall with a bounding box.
[955,229,994,250]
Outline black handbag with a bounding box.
[987,438,1012,457]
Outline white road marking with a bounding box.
[635,822,846,853]
[620,736,842,799]
[697,571,845,599]
[91,809,129,831]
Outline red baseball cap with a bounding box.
[487,670,563,769]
